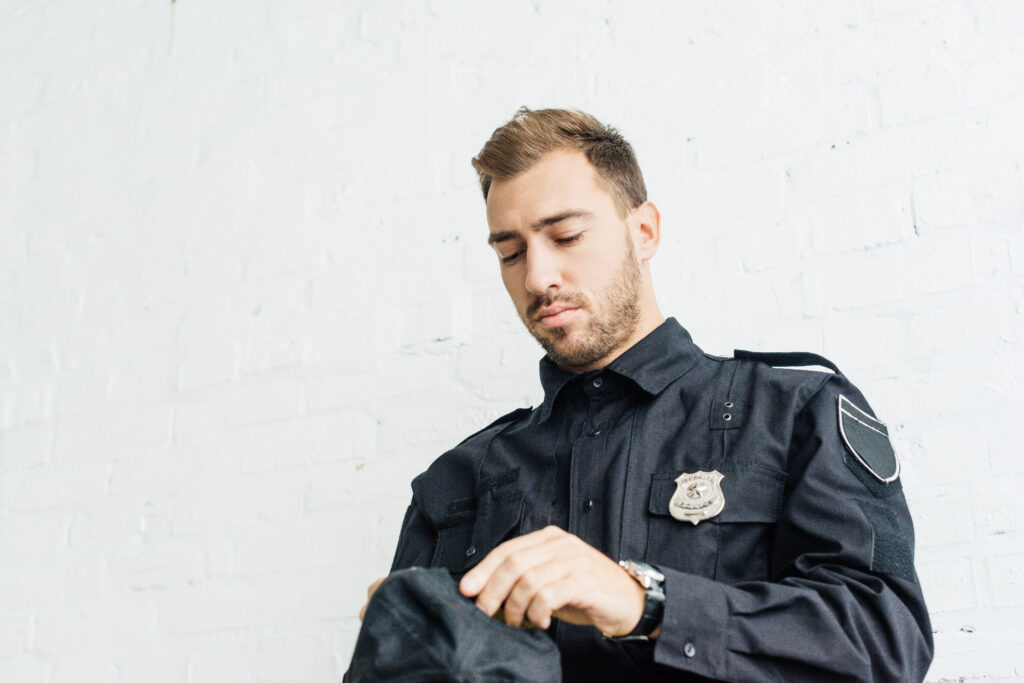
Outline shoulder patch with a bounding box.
[733,349,841,375]
[838,395,899,484]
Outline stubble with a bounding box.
[521,232,642,370]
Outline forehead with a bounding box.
[485,150,619,231]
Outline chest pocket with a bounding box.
[644,466,786,584]
[431,475,525,578]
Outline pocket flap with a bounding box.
[465,493,524,569]
[648,467,785,523]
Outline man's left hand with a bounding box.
[458,526,649,637]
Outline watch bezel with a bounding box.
[618,559,666,590]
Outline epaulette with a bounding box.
[733,349,842,375]
[455,407,532,447]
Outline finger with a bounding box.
[460,526,563,597]
[367,576,386,598]
[500,559,572,628]
[525,575,579,631]
[473,531,577,616]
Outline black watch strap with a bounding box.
[609,560,666,643]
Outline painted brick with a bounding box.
[0,614,33,657]
[0,658,50,683]
[2,2,1023,681]
[0,423,54,471]
[53,403,173,463]
[33,603,156,656]
[0,462,109,511]
[252,634,337,683]
[918,557,978,613]
[118,652,187,683]
[0,559,103,611]
[105,544,207,591]
[232,515,352,575]
[0,509,74,561]
[173,380,302,436]
[186,640,255,683]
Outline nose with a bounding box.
[523,244,561,296]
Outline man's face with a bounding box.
[486,150,643,372]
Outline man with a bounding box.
[357,108,933,681]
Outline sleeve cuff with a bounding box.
[652,566,730,679]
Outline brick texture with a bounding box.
[2,1,1023,680]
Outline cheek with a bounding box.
[499,268,516,294]
[574,265,607,298]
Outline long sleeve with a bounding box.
[651,376,934,681]
[389,500,437,572]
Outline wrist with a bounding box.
[608,560,665,643]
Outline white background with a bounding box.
[2,1,1023,680]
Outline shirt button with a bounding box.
[465,546,476,558]
[582,499,594,512]
[684,642,696,658]
[592,377,603,388]
[589,428,601,436]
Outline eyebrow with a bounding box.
[487,210,595,245]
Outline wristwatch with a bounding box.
[608,559,665,642]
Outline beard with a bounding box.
[519,233,643,371]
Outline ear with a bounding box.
[630,201,661,262]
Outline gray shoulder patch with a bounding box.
[838,395,900,483]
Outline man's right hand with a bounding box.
[359,576,387,621]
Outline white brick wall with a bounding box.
[1,1,1022,680]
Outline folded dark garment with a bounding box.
[345,567,562,682]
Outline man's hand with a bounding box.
[457,526,647,637]
[358,576,387,621]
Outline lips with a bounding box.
[536,306,579,328]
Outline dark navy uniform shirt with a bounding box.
[390,318,934,682]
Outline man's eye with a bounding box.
[500,251,522,264]
[555,233,582,245]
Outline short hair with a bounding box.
[471,107,647,217]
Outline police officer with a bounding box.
[357,108,934,681]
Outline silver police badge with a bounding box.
[669,470,725,525]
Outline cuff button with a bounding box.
[683,642,696,658]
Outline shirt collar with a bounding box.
[537,317,703,422]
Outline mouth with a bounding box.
[535,306,580,328]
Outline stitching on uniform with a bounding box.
[476,467,519,493]
[839,395,886,428]
[839,408,889,438]
[446,497,477,516]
